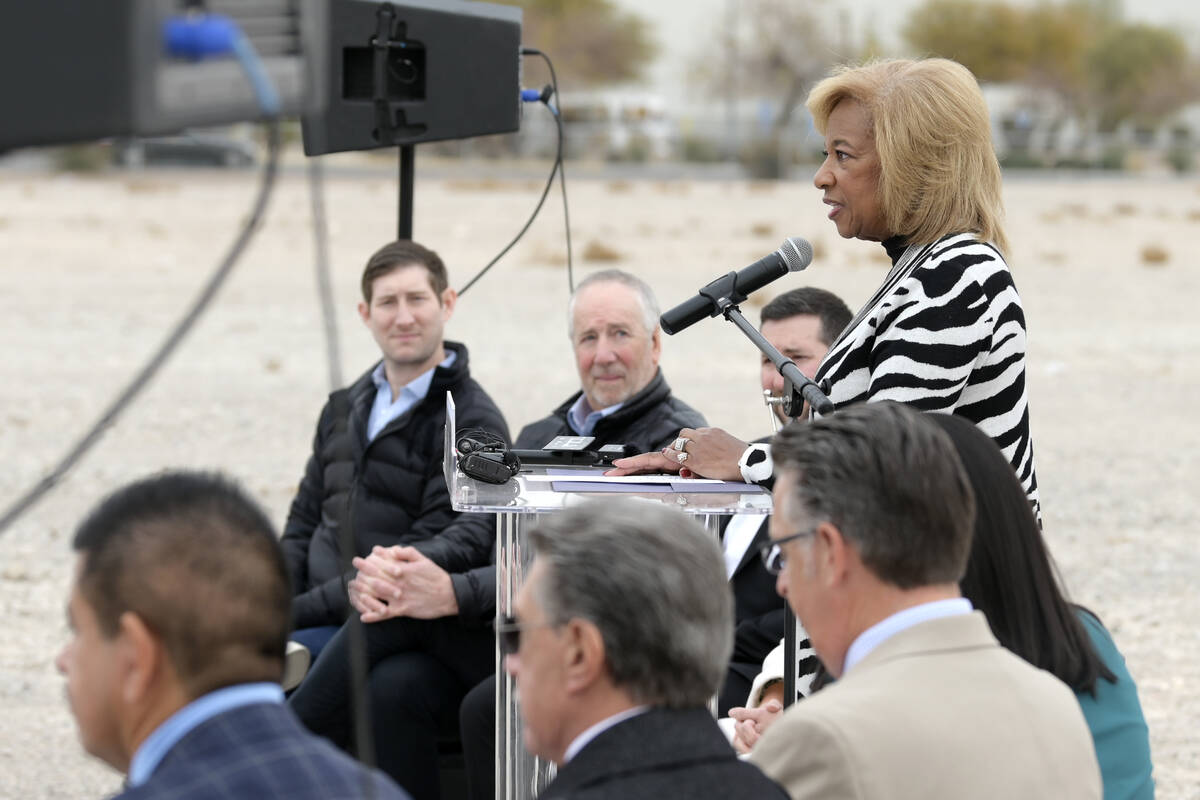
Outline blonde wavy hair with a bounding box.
[806,58,1008,254]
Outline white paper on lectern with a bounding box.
[520,474,723,484]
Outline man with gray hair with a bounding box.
[519,268,703,448]
[750,402,1100,799]
[454,268,708,798]
[505,499,788,799]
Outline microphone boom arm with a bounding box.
[717,301,834,418]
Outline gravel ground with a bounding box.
[0,162,1196,798]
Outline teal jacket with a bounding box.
[1076,611,1155,800]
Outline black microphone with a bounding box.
[659,237,814,335]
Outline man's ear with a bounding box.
[650,326,662,366]
[117,611,165,705]
[440,287,458,321]
[813,521,850,587]
[562,618,606,695]
[357,299,371,325]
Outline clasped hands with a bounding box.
[729,700,784,755]
[606,426,748,480]
[347,545,458,622]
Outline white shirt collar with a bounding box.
[562,705,649,764]
[843,597,973,675]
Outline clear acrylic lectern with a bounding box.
[444,398,773,800]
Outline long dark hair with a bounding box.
[928,413,1116,695]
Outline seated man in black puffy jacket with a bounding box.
[288,269,705,800]
[279,239,509,659]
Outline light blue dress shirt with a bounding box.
[127,682,284,786]
[566,394,623,436]
[842,597,973,675]
[366,350,457,441]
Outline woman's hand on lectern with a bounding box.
[606,427,748,481]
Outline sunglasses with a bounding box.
[496,614,560,655]
[758,529,815,575]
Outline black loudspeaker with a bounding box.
[0,0,328,151]
[301,0,522,156]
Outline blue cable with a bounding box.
[163,14,281,116]
[229,31,281,116]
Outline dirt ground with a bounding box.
[0,159,1196,798]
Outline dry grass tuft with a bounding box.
[123,178,178,194]
[263,357,283,373]
[1061,203,1089,218]
[1140,245,1169,266]
[750,222,774,237]
[444,178,509,192]
[746,181,777,194]
[653,181,691,195]
[582,240,622,262]
[1039,251,1067,265]
[812,239,827,261]
[1187,209,1200,222]
[1039,211,1062,224]
[528,242,567,267]
[607,180,633,193]
[1113,203,1138,216]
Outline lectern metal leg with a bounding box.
[495,512,555,800]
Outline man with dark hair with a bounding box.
[289,269,705,800]
[749,403,1101,799]
[505,499,787,799]
[280,239,508,658]
[757,287,852,427]
[57,471,410,799]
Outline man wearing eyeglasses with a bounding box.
[503,499,788,800]
[748,403,1100,799]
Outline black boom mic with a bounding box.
[659,237,814,335]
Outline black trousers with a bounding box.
[288,615,493,800]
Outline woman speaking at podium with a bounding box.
[613,57,1040,519]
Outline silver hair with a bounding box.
[566,269,661,339]
[529,499,732,708]
[771,402,976,589]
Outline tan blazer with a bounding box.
[750,612,1101,800]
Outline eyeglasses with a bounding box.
[496,614,559,655]
[759,529,815,575]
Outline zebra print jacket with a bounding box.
[814,232,1041,518]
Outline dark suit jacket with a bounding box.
[721,514,786,713]
[117,702,411,800]
[539,707,787,800]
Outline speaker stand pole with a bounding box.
[398,143,415,239]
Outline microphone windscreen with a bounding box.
[778,237,814,272]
